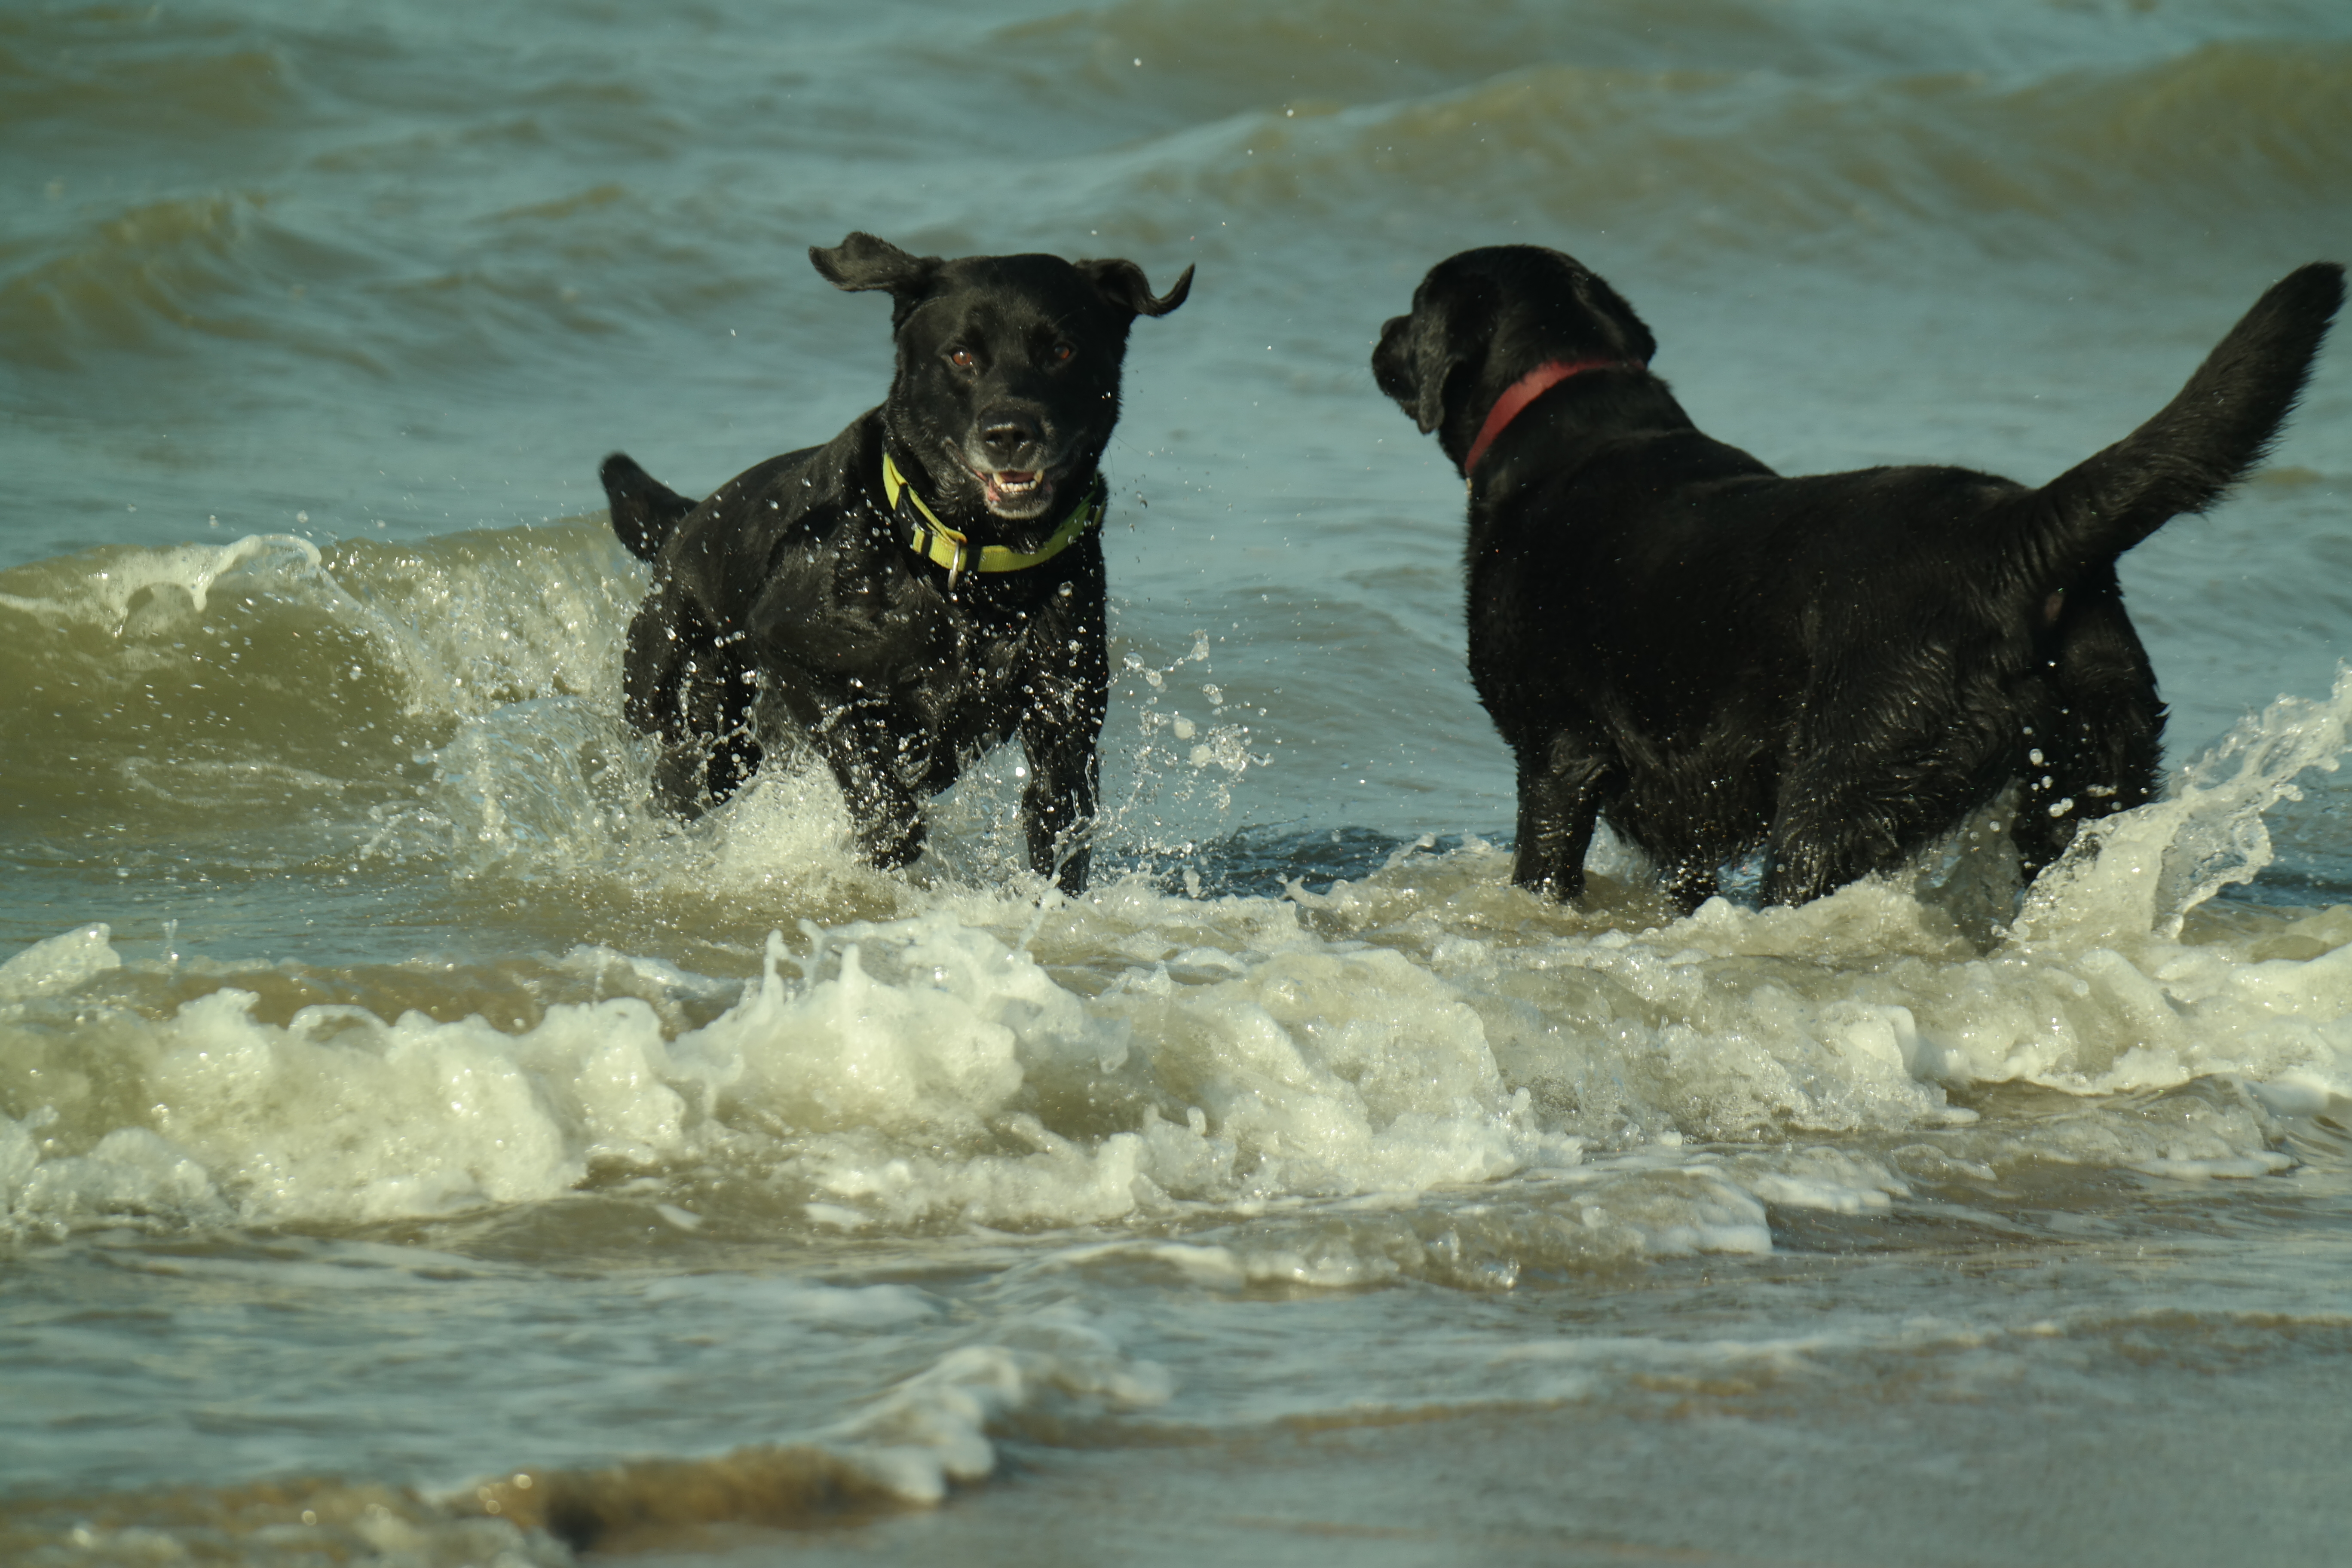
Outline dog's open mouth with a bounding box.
[980,468,1055,516]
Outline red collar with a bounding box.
[1462,357,1620,473]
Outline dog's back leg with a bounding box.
[623,585,763,816]
[1761,666,2009,905]
[1760,771,1914,906]
[2011,567,2166,879]
[1513,738,1611,902]
[624,591,705,816]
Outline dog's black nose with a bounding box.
[978,411,1043,464]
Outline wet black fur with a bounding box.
[1373,247,2343,909]
[602,233,1191,894]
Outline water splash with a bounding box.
[2013,665,2352,949]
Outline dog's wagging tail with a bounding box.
[600,233,1191,896]
[1374,248,2343,911]
[2011,263,2346,589]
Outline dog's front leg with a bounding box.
[804,703,928,870]
[1019,705,1102,897]
[1514,740,1609,902]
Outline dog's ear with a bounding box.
[809,233,942,299]
[1577,271,1657,365]
[1373,310,1458,436]
[1075,258,1194,319]
[1408,348,1455,436]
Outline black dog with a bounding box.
[601,233,1191,894]
[1373,248,2343,910]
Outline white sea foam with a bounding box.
[0,533,325,630]
[0,923,117,1002]
[2014,668,2352,947]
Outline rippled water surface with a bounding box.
[6,1,2352,1563]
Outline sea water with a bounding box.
[5,2,2352,1563]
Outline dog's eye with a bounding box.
[949,348,975,369]
[1052,343,1074,363]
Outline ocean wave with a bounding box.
[1061,38,2352,263]
[991,0,2240,122]
[11,7,2347,383]
[0,188,401,373]
[0,34,297,142]
[0,526,640,827]
[0,1305,1169,1562]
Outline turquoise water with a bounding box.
[6,2,2352,1562]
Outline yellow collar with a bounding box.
[882,450,1104,589]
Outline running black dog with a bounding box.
[602,233,1191,894]
[1373,248,2343,910]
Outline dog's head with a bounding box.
[1372,245,1656,471]
[812,232,1192,535]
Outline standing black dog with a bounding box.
[602,233,1191,894]
[1373,248,2343,910]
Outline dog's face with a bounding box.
[1372,245,1657,468]
[812,233,1191,530]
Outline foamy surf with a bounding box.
[9,664,2352,1253]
